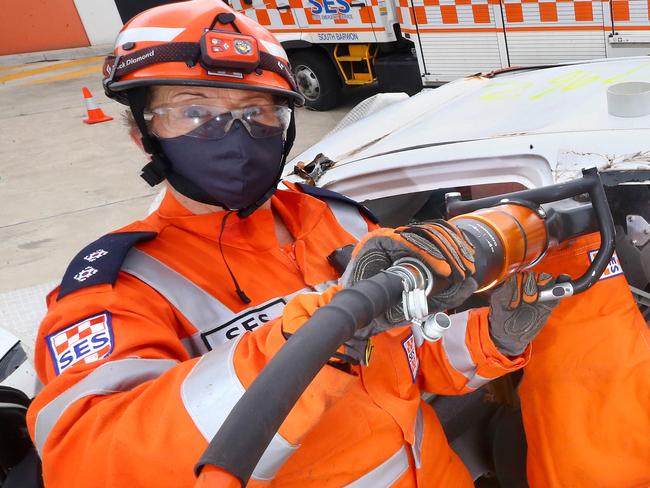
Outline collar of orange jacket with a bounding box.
[149,183,329,251]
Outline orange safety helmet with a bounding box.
[101,0,304,217]
[102,0,303,106]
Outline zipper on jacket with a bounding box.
[276,243,303,278]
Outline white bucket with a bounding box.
[607,81,650,117]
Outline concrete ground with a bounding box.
[0,55,378,296]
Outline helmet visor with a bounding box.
[146,104,291,140]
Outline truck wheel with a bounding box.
[290,51,341,111]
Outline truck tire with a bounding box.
[290,51,341,111]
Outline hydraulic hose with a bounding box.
[196,269,421,485]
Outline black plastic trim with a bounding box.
[0,343,27,384]
[282,40,312,50]
[106,77,304,106]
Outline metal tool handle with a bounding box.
[446,167,615,299]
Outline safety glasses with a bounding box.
[145,104,292,140]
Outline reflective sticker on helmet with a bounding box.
[115,27,186,47]
[46,312,114,375]
[260,39,288,61]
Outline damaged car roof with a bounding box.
[286,57,650,201]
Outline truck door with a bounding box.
[400,0,508,83]
[500,0,607,65]
[291,0,379,43]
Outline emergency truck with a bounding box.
[229,0,650,109]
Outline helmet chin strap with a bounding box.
[127,88,170,187]
[128,88,297,218]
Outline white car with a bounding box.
[286,55,650,319]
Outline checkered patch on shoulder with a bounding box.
[46,312,114,375]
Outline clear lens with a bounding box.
[147,104,291,140]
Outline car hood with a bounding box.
[286,57,650,199]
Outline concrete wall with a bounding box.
[0,0,123,55]
[0,0,90,55]
[73,0,123,46]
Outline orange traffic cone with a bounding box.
[82,87,113,124]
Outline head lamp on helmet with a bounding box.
[102,0,302,217]
[199,30,260,72]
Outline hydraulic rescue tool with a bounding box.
[194,167,615,487]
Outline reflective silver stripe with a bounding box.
[259,39,289,62]
[34,358,176,454]
[254,433,298,480]
[123,249,338,354]
[467,375,490,390]
[83,97,98,110]
[181,334,208,357]
[122,249,234,332]
[312,279,338,293]
[345,446,410,487]
[442,311,490,390]
[181,285,319,354]
[412,406,424,469]
[327,200,369,241]
[285,286,313,301]
[181,337,297,480]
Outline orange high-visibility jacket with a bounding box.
[27,184,526,487]
[522,233,650,487]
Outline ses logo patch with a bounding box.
[588,250,624,281]
[46,312,114,375]
[402,333,419,383]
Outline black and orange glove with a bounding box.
[488,271,560,356]
[341,220,478,336]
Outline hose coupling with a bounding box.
[421,312,451,342]
[385,257,434,321]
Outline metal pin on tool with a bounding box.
[539,283,574,302]
[421,312,451,342]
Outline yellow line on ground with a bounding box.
[0,64,27,73]
[26,63,104,85]
[0,56,104,83]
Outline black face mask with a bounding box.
[157,121,285,211]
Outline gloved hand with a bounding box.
[341,220,478,339]
[281,285,370,366]
[488,271,560,356]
